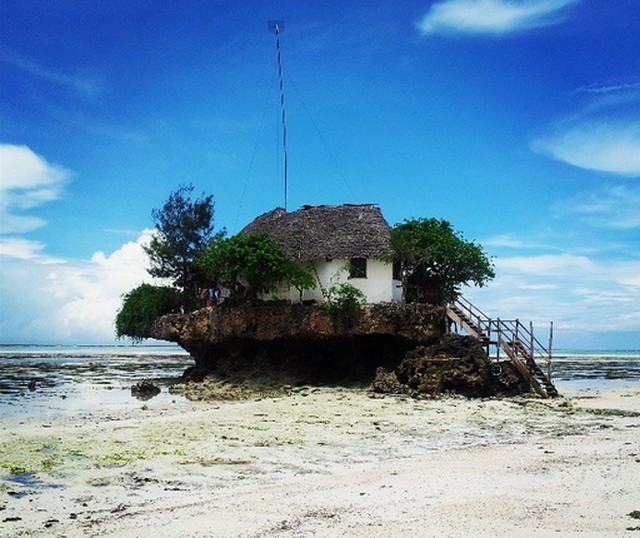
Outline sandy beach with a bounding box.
[1,386,639,537]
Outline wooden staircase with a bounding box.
[446,297,559,398]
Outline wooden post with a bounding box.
[496,318,501,359]
[548,321,554,381]
[529,321,534,360]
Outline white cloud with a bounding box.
[3,51,103,100]
[465,251,640,343]
[0,143,71,234]
[557,185,640,229]
[484,234,529,248]
[484,233,559,250]
[0,230,165,344]
[532,119,640,176]
[0,144,68,191]
[416,0,579,36]
[495,253,596,274]
[571,81,640,95]
[0,146,165,344]
[0,237,47,260]
[0,214,48,235]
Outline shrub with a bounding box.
[115,284,183,341]
[324,282,367,328]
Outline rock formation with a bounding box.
[149,302,444,381]
[148,302,529,396]
[372,334,529,397]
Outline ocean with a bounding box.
[0,345,190,420]
[0,345,638,420]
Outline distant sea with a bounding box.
[0,345,638,420]
[0,345,189,420]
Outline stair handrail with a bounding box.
[496,319,549,359]
[452,296,492,336]
[448,296,557,396]
[451,298,553,377]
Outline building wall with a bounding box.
[267,258,400,304]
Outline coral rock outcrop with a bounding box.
[149,302,529,396]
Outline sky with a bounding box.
[1,0,639,348]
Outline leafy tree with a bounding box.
[144,184,222,296]
[115,284,183,341]
[196,232,316,301]
[390,218,494,305]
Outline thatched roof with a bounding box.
[240,204,391,262]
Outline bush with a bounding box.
[115,284,183,341]
[324,282,367,328]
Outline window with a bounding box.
[392,261,402,281]
[349,258,367,279]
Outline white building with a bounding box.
[241,204,402,303]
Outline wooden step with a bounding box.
[448,298,558,398]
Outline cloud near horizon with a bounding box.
[0,144,164,344]
[416,0,579,36]
[465,251,640,341]
[0,230,164,344]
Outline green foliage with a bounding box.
[115,284,183,341]
[390,218,494,304]
[144,184,223,295]
[323,282,367,328]
[196,232,316,301]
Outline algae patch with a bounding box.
[0,438,61,475]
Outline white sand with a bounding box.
[1,387,639,537]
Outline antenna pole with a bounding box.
[269,21,288,211]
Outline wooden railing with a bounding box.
[447,296,558,398]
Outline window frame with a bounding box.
[348,257,367,279]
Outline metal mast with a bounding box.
[268,20,288,211]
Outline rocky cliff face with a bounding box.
[149,302,446,382]
[372,334,530,397]
[149,302,529,396]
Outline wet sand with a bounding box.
[1,387,639,537]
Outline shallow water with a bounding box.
[550,350,640,392]
[0,345,190,419]
[0,345,638,420]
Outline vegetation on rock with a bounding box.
[115,284,183,341]
[196,232,316,301]
[322,282,367,328]
[390,217,494,304]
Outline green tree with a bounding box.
[390,218,494,305]
[144,184,222,297]
[115,284,183,341]
[196,232,316,301]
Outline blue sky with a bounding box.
[1,0,639,347]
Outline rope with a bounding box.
[284,65,357,200]
[233,72,276,229]
[274,23,288,211]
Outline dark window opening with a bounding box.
[392,261,402,281]
[349,258,367,279]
